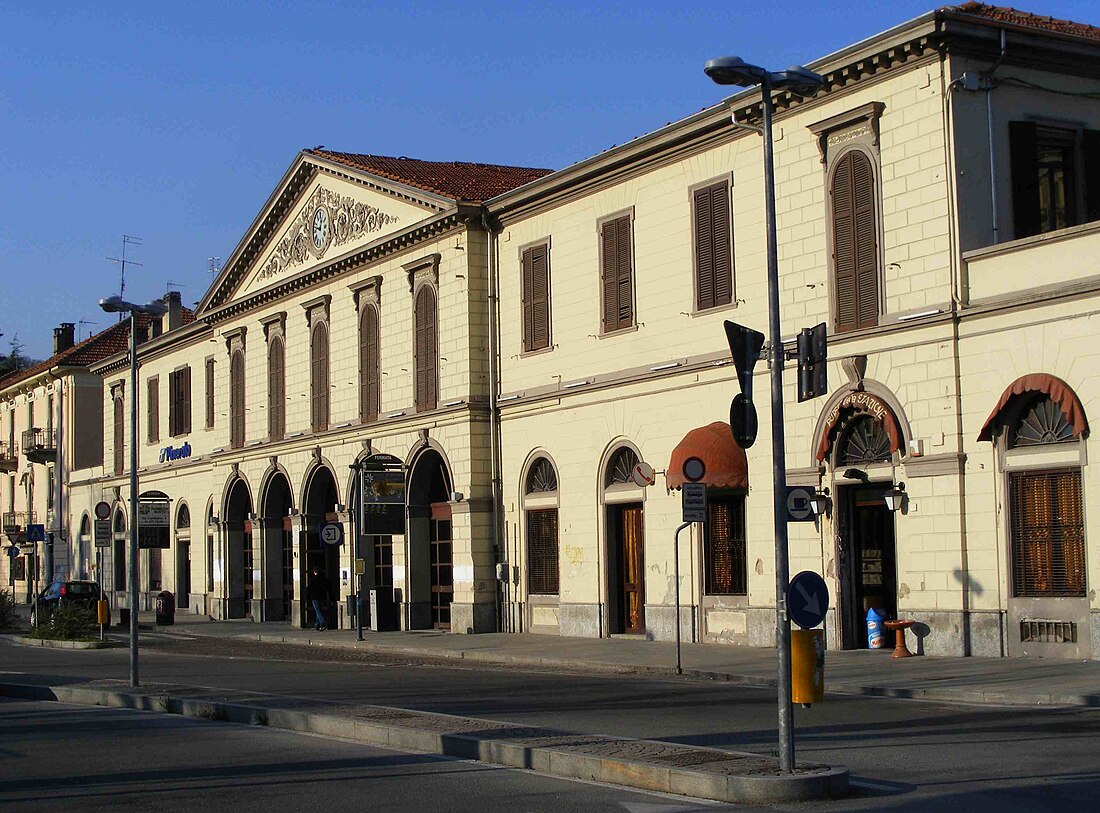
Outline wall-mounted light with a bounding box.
[809,488,830,517]
[884,482,906,513]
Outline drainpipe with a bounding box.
[986,29,1007,245]
[481,209,508,633]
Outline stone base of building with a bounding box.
[450,601,496,634]
[644,604,697,643]
[558,603,601,638]
[185,592,207,616]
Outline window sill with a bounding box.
[598,324,638,340]
[691,301,737,318]
[519,344,555,359]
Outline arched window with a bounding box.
[359,305,380,423]
[311,322,329,432]
[230,349,245,449]
[113,392,125,476]
[605,447,639,487]
[414,286,438,411]
[832,149,879,332]
[525,457,559,596]
[836,415,892,466]
[268,336,285,441]
[1011,395,1076,448]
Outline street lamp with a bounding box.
[99,294,168,688]
[705,55,824,773]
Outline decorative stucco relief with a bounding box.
[256,187,397,283]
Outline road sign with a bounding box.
[94,519,111,548]
[26,524,45,543]
[785,486,817,522]
[6,545,18,558]
[788,571,829,630]
[682,457,706,483]
[630,461,655,487]
[729,393,758,449]
[682,483,707,523]
[797,322,828,402]
[94,501,112,521]
[137,502,170,527]
[723,320,765,399]
[320,522,344,546]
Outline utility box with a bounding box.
[791,629,825,705]
[369,587,397,632]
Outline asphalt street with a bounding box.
[3,633,1099,812]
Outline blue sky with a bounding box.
[2,1,1096,359]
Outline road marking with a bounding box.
[850,778,906,792]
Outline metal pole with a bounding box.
[760,74,794,771]
[673,521,691,675]
[128,312,139,688]
[355,462,364,642]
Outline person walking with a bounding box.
[307,566,332,631]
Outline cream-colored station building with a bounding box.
[8,2,1100,659]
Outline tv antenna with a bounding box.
[208,257,222,278]
[166,281,185,292]
[77,319,99,341]
[107,235,144,301]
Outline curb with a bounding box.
[0,680,848,804]
[9,636,122,650]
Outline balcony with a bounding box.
[0,441,16,472]
[2,511,36,534]
[22,428,56,465]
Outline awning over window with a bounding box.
[977,373,1089,442]
[666,422,748,490]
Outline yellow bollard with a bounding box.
[97,600,110,626]
[791,628,825,705]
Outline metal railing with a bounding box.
[21,428,56,463]
[2,511,36,532]
[0,440,16,470]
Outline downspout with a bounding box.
[986,29,1008,245]
[482,209,508,632]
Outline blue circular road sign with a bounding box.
[320,522,344,546]
[788,570,829,630]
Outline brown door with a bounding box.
[618,504,645,634]
[430,503,452,629]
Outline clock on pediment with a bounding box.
[311,206,331,252]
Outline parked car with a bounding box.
[30,580,103,627]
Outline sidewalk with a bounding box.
[154,612,1100,708]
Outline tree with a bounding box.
[0,334,34,378]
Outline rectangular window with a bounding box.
[1010,121,1100,239]
[599,214,634,333]
[705,495,747,595]
[205,358,215,429]
[526,508,559,595]
[693,180,733,311]
[147,376,159,444]
[521,242,551,352]
[169,367,191,437]
[1010,469,1086,597]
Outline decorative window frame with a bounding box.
[404,253,441,293]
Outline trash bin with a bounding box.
[866,605,886,649]
[346,594,357,627]
[119,607,130,628]
[791,628,825,705]
[155,590,176,626]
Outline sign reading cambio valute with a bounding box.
[815,392,902,462]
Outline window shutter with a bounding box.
[522,244,550,352]
[360,306,380,422]
[182,366,191,434]
[230,350,244,449]
[147,378,159,444]
[415,287,437,411]
[601,216,633,332]
[1083,129,1100,223]
[1010,121,1041,240]
[113,397,124,476]
[311,323,329,432]
[205,358,215,429]
[268,339,284,441]
[694,182,732,311]
[832,151,877,332]
[1010,469,1085,597]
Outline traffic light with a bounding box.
[723,320,765,448]
[797,322,828,402]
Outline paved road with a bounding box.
[3,634,1099,811]
[0,697,734,812]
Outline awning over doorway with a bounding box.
[815,391,904,462]
[977,373,1089,442]
[666,422,748,490]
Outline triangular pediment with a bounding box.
[198,153,449,314]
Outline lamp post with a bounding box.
[99,295,168,688]
[705,56,824,772]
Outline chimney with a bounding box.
[53,323,75,355]
[164,290,183,332]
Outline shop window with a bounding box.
[524,457,559,596]
[704,494,746,595]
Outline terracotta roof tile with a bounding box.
[946,3,1100,41]
[305,150,554,202]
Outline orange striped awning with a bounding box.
[666,422,748,490]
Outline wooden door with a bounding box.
[430,504,452,629]
[619,505,645,633]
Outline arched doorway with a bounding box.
[78,513,91,581]
[262,471,295,622]
[407,449,452,630]
[603,445,646,635]
[112,507,126,599]
[175,503,191,612]
[302,465,340,629]
[224,478,253,619]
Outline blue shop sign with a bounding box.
[160,443,192,464]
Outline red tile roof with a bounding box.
[947,3,1100,41]
[305,150,554,202]
[0,309,195,392]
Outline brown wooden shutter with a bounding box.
[694,182,733,311]
[181,366,191,434]
[113,396,124,476]
[832,151,878,332]
[1010,121,1041,239]
[360,306,380,422]
[230,350,244,449]
[268,339,284,441]
[1084,129,1100,223]
[147,377,159,444]
[1010,469,1085,597]
[311,323,329,432]
[205,358,215,429]
[522,244,550,352]
[600,216,633,332]
[526,508,559,595]
[415,287,437,411]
